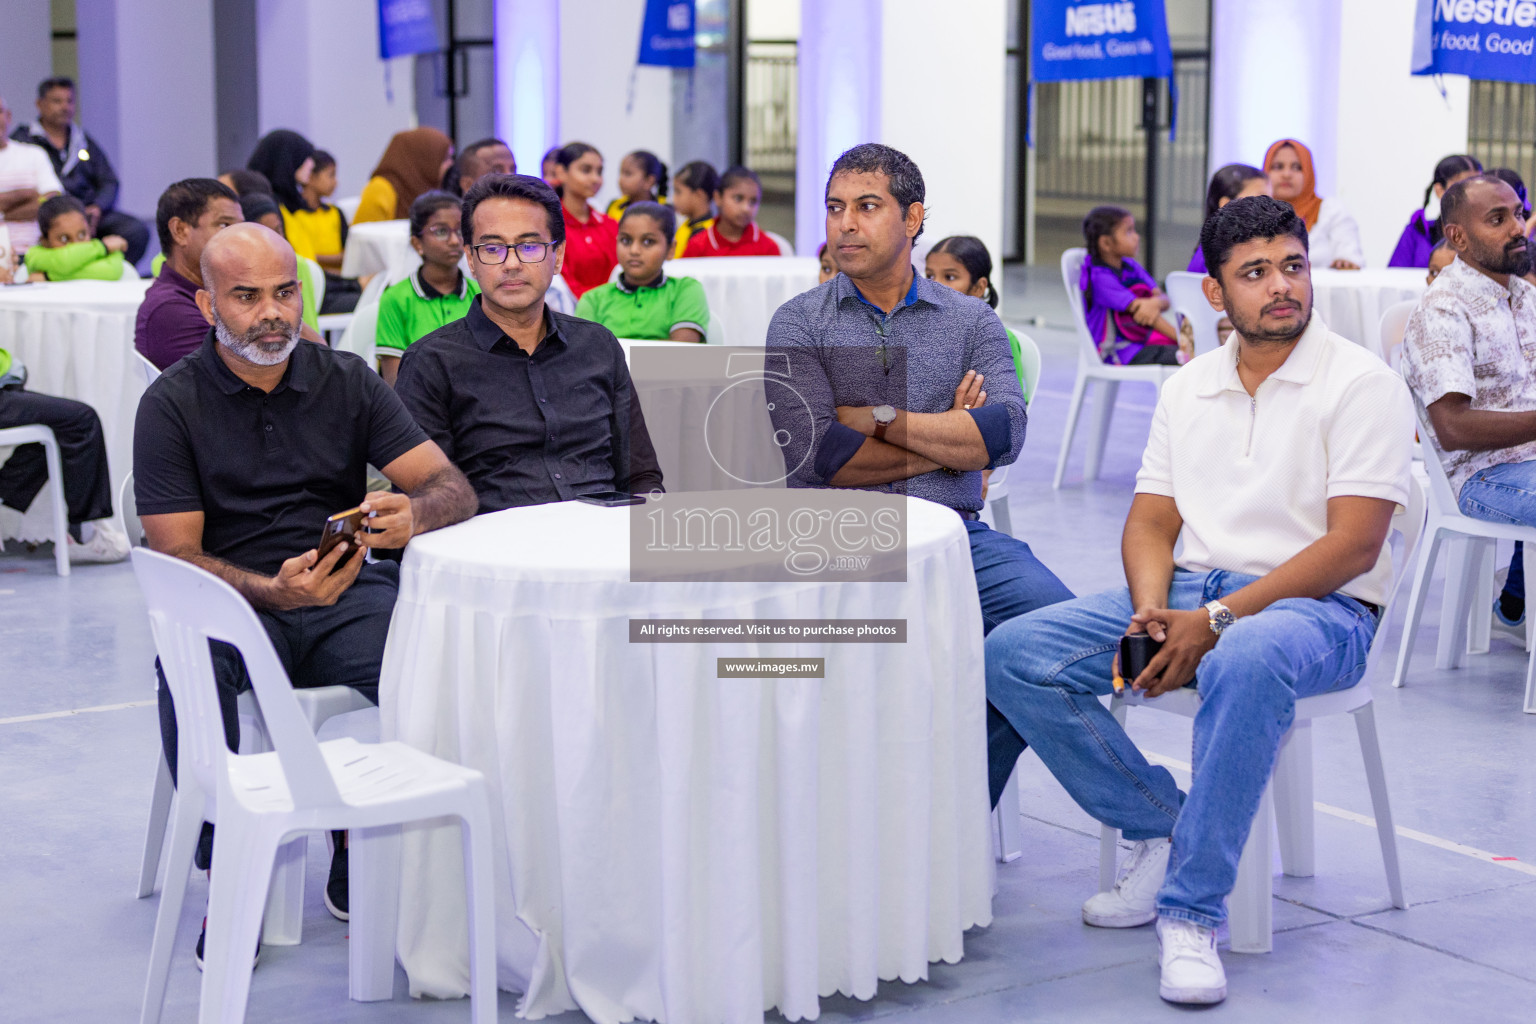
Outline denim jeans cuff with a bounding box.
[1156,904,1224,930]
[1121,828,1175,842]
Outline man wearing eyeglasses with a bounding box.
[395,173,664,513]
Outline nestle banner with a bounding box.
[1031,0,1173,82]
[378,0,439,60]
[638,0,696,68]
[1412,0,1536,83]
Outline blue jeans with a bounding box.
[963,519,1076,805]
[1458,462,1536,604]
[985,569,1377,927]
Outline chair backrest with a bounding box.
[119,470,144,547]
[336,195,362,222]
[1377,300,1418,370]
[136,352,160,387]
[302,255,326,312]
[1060,248,1101,365]
[704,303,727,344]
[1014,329,1043,411]
[1165,270,1222,357]
[1364,470,1428,673]
[1402,363,1460,514]
[119,261,141,281]
[765,230,795,257]
[546,273,578,316]
[130,548,341,805]
[337,301,381,365]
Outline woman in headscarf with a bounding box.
[246,129,319,259]
[1263,138,1364,270]
[352,127,455,224]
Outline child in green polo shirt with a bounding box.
[376,190,480,385]
[574,202,710,342]
[23,195,128,282]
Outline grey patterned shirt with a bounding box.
[1402,256,1536,496]
[766,270,1026,511]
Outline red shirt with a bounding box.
[681,222,782,258]
[560,205,619,298]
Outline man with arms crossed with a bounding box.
[134,223,476,960]
[985,197,1413,1004]
[395,174,662,511]
[1401,175,1536,633]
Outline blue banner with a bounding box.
[638,0,696,68]
[378,0,439,61]
[1412,0,1536,83]
[1030,0,1173,82]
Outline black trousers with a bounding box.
[0,388,113,526]
[97,209,151,266]
[157,560,399,867]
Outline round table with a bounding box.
[379,494,994,1023]
[0,279,151,541]
[341,220,412,279]
[1310,267,1428,357]
[673,256,821,347]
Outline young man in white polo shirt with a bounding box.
[985,196,1414,1005]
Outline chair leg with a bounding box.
[1052,371,1089,489]
[261,838,307,946]
[1228,782,1274,954]
[137,750,175,898]
[1467,541,1495,655]
[1272,723,1314,878]
[1393,527,1444,688]
[461,785,500,1024]
[349,824,403,1002]
[1353,704,1407,909]
[39,430,69,577]
[1437,537,1481,670]
[1083,380,1120,483]
[994,762,1022,863]
[139,789,204,1024]
[201,825,280,1024]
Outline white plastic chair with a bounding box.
[336,301,381,366]
[335,195,362,223]
[766,229,795,257]
[1377,300,1417,372]
[1391,389,1536,712]
[1093,475,1423,953]
[133,548,496,1023]
[1165,270,1222,358]
[120,260,143,281]
[0,425,69,575]
[981,330,1042,540]
[136,352,161,387]
[1052,248,1180,488]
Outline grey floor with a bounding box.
[4,265,1535,1022]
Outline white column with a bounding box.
[0,3,51,122]
[75,0,218,217]
[494,0,561,174]
[256,0,418,197]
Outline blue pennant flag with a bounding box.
[1412,0,1536,84]
[638,0,696,68]
[378,0,440,60]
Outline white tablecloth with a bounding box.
[341,220,412,279]
[1310,267,1427,356]
[0,280,151,541]
[673,256,821,347]
[379,495,994,1023]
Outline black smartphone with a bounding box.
[1119,633,1165,682]
[317,506,367,564]
[576,491,647,507]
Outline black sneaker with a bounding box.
[324,831,349,922]
[195,916,261,972]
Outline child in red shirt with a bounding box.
[554,141,619,297]
[680,165,782,258]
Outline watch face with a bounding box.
[873,404,897,424]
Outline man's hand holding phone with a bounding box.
[267,541,365,610]
[358,491,414,548]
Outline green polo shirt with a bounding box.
[376,268,480,354]
[573,272,710,340]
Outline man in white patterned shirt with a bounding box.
[0,94,63,257]
[1402,175,1536,627]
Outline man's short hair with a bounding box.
[1440,173,1510,232]
[825,143,926,240]
[444,138,511,195]
[461,173,564,245]
[1199,195,1308,281]
[38,76,74,98]
[156,178,239,255]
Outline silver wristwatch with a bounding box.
[1205,600,1236,636]
[872,404,897,441]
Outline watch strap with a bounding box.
[874,420,890,442]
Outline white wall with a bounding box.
[749,0,800,40]
[256,0,418,197]
[0,3,52,126]
[556,0,672,211]
[76,0,218,216]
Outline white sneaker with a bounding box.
[1157,917,1227,1005]
[67,519,129,564]
[1082,836,1169,928]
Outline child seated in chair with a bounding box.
[24,195,128,281]
[1080,206,1189,366]
[575,202,709,343]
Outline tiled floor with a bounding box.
[3,265,1534,1022]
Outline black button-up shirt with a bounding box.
[134,331,429,576]
[394,299,663,514]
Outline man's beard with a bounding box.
[1470,235,1532,278]
[213,309,300,366]
[1224,293,1313,345]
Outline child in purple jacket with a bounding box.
[1080,206,1186,366]
[1388,154,1481,268]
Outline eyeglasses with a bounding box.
[421,225,463,241]
[471,240,559,265]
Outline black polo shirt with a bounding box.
[133,331,429,576]
[394,298,663,514]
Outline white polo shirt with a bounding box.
[1135,314,1414,606]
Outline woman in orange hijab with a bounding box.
[1263,139,1364,269]
[353,128,456,224]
